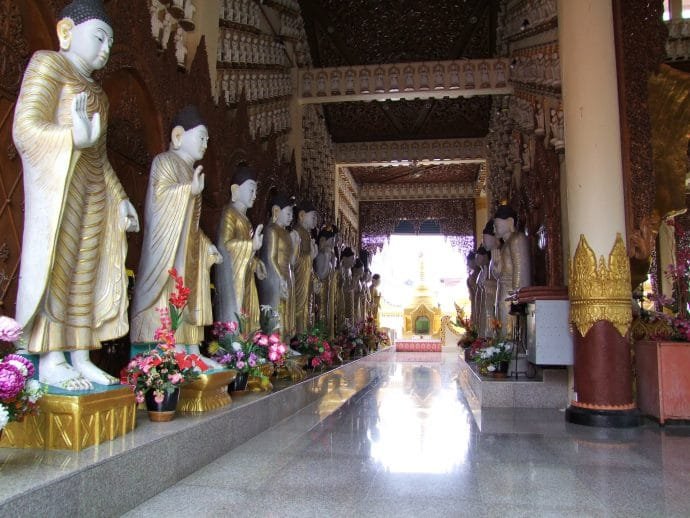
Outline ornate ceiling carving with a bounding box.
[349,163,480,185]
[300,0,495,150]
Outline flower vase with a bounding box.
[228,371,249,392]
[145,388,180,422]
[492,361,510,378]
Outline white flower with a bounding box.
[26,379,42,403]
[231,341,242,352]
[0,404,9,430]
[487,364,496,372]
[7,359,28,377]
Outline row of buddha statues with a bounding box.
[510,48,561,91]
[301,60,508,98]
[220,0,262,29]
[247,102,291,139]
[10,0,379,392]
[466,205,532,339]
[216,70,292,105]
[217,30,290,68]
[150,0,195,68]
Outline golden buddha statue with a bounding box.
[352,259,365,323]
[12,0,140,390]
[314,226,338,337]
[371,273,382,327]
[214,165,266,329]
[294,202,319,333]
[130,106,222,365]
[336,247,356,330]
[257,194,298,338]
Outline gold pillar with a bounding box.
[558,0,638,426]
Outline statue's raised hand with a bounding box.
[191,165,205,195]
[252,224,264,251]
[71,92,101,149]
[119,199,140,232]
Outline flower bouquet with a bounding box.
[124,269,208,419]
[0,316,45,433]
[475,339,513,376]
[290,325,334,369]
[209,308,288,391]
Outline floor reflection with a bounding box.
[368,363,472,474]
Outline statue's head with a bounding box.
[58,0,113,74]
[297,201,318,231]
[475,245,490,266]
[270,193,294,227]
[317,225,337,251]
[493,204,517,239]
[340,247,355,268]
[171,105,209,162]
[482,219,499,251]
[372,273,381,287]
[467,250,477,270]
[230,164,258,208]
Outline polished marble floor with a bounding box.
[124,351,690,518]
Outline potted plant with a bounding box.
[0,316,45,437]
[290,325,334,369]
[124,269,208,421]
[633,247,690,423]
[210,309,288,392]
[475,339,513,378]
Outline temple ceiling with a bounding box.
[349,163,480,185]
[300,0,495,186]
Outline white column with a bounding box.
[558,0,626,256]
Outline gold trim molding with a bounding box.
[568,233,631,337]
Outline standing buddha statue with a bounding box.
[214,165,266,329]
[130,105,222,365]
[313,226,338,337]
[257,194,298,338]
[13,0,140,390]
[294,201,319,334]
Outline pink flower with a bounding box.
[154,390,165,404]
[135,391,145,404]
[169,372,184,384]
[269,333,281,344]
[5,354,34,378]
[0,316,22,342]
[0,363,26,399]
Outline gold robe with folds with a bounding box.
[257,222,295,338]
[215,205,260,329]
[12,51,129,353]
[293,225,314,333]
[130,151,214,345]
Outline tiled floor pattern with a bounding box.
[124,352,690,518]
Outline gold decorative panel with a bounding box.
[0,387,137,451]
[569,233,632,337]
[178,370,236,413]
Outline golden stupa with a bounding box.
[403,254,443,337]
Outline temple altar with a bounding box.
[402,255,443,337]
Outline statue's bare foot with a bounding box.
[186,344,222,369]
[70,350,119,385]
[39,352,93,391]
